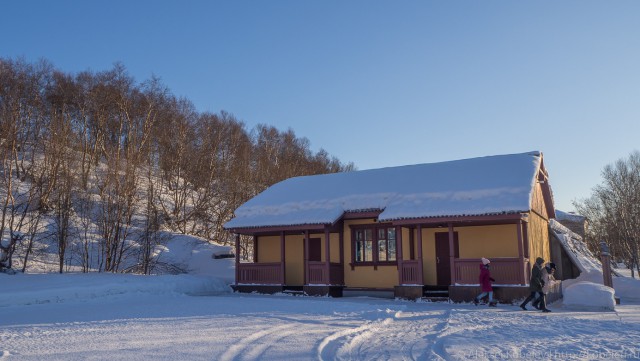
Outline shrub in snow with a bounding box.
[563,281,616,311]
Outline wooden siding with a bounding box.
[528,211,551,265]
[343,219,399,288]
[455,225,519,258]
[531,181,549,219]
[257,235,281,262]
[284,234,304,286]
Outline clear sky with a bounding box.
[2,1,640,212]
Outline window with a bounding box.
[352,224,396,266]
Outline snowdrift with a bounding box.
[551,218,640,309]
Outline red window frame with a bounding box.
[350,223,397,268]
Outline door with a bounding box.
[308,238,321,262]
[435,232,459,286]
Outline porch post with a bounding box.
[339,225,344,267]
[280,231,286,286]
[409,228,415,260]
[417,225,424,284]
[516,221,527,285]
[325,225,331,285]
[397,226,404,285]
[253,236,258,262]
[448,223,456,286]
[304,230,309,285]
[235,233,240,286]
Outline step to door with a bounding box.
[421,296,451,303]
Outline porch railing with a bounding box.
[454,258,526,285]
[399,260,421,285]
[237,262,282,284]
[308,261,344,285]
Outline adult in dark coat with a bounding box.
[520,257,548,312]
[532,263,556,312]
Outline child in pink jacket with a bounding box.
[473,258,497,307]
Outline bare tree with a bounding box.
[574,151,640,278]
[1,57,356,273]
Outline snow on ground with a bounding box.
[1,272,640,361]
[2,225,640,360]
[155,234,235,277]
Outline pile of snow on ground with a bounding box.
[563,281,616,311]
[551,219,626,310]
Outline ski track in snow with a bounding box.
[2,295,640,360]
[317,310,452,361]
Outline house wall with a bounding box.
[419,225,520,286]
[456,225,519,258]
[343,219,399,288]
[256,234,305,286]
[420,228,437,285]
[255,220,535,289]
[257,235,281,262]
[285,235,304,286]
[304,231,341,263]
[531,182,549,219]
[528,211,551,267]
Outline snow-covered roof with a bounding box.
[555,209,586,223]
[225,151,544,230]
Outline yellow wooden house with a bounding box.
[224,151,556,302]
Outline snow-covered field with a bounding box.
[2,271,640,361]
[2,229,639,360]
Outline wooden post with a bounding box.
[448,223,455,286]
[325,226,331,285]
[304,230,309,285]
[516,221,526,285]
[338,223,344,268]
[409,228,415,260]
[234,234,240,286]
[600,241,613,288]
[253,236,259,263]
[280,231,286,286]
[417,225,424,285]
[397,226,404,285]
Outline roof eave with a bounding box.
[387,212,529,226]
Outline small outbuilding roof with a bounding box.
[225,151,548,230]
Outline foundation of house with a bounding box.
[231,285,284,294]
[394,285,424,300]
[303,285,344,297]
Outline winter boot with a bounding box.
[473,298,479,306]
[531,300,540,310]
[488,301,497,307]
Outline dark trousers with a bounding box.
[532,293,547,310]
[520,291,543,308]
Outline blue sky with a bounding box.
[2,1,640,212]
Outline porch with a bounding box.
[235,261,344,286]
[232,228,346,296]
[398,257,529,285]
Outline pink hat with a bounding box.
[481,258,490,265]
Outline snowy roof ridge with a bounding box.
[225,151,543,229]
[550,218,583,241]
[555,209,586,222]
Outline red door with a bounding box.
[435,232,459,286]
[308,238,321,262]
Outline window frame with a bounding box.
[350,223,398,268]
